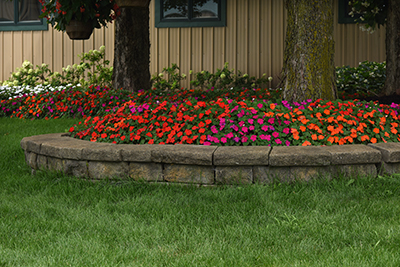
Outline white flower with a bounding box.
[268,76,273,82]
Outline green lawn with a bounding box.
[1,117,400,266]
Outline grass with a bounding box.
[1,117,400,266]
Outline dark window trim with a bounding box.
[0,0,48,31]
[338,0,361,24]
[155,0,226,28]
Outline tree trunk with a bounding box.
[282,0,337,102]
[113,5,150,92]
[383,0,400,96]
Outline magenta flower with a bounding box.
[250,135,257,141]
[275,139,282,145]
[272,132,279,138]
[249,126,255,131]
[248,119,254,124]
[285,140,290,146]
[268,118,274,124]
[257,118,264,125]
[257,103,263,109]
[203,141,211,146]
[221,137,227,143]
[231,125,239,131]
[261,125,269,132]
[226,132,234,139]
[241,136,248,143]
[211,126,218,134]
[242,126,248,133]
[283,128,290,134]
[234,136,240,142]
[239,121,245,127]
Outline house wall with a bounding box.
[0,0,386,88]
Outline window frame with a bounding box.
[0,0,48,31]
[155,0,226,28]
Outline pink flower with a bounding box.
[257,103,263,109]
[234,136,240,142]
[221,137,227,143]
[251,109,257,114]
[231,125,239,131]
[257,119,264,124]
[272,132,279,138]
[261,125,269,132]
[285,140,290,146]
[250,135,257,141]
[283,128,290,134]
[248,119,254,124]
[260,134,271,141]
[203,142,211,146]
[226,132,234,139]
[284,120,290,125]
[238,110,245,118]
[241,136,248,143]
[275,139,282,145]
[242,126,248,133]
[211,126,218,134]
[249,126,255,131]
[268,118,274,124]
[239,121,245,127]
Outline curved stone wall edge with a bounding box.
[20,133,400,185]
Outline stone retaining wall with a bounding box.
[20,133,400,185]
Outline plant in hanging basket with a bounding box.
[39,0,121,32]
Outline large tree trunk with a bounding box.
[383,0,400,96]
[282,0,337,102]
[113,5,150,92]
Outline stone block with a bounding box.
[82,143,122,161]
[20,133,64,154]
[290,166,331,182]
[369,143,400,163]
[47,157,64,172]
[88,161,129,179]
[151,145,217,165]
[120,144,156,162]
[213,146,271,166]
[163,164,214,184]
[37,155,47,170]
[129,162,163,181]
[24,151,38,170]
[378,162,400,175]
[63,160,89,177]
[269,146,331,167]
[324,144,381,165]
[330,164,377,178]
[40,138,92,160]
[215,166,253,185]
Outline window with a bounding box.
[338,0,360,24]
[0,0,48,31]
[155,0,226,28]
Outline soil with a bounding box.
[358,94,400,105]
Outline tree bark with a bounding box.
[383,0,400,96]
[282,0,337,102]
[113,5,150,92]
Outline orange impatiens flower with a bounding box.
[373,128,380,134]
[302,141,311,146]
[360,135,370,141]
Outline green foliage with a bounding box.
[349,0,388,32]
[150,63,187,91]
[336,61,386,96]
[151,62,273,92]
[2,46,113,89]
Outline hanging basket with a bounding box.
[115,0,151,7]
[65,20,94,40]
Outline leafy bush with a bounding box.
[151,62,273,92]
[1,46,112,90]
[336,61,386,97]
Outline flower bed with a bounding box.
[2,85,400,147]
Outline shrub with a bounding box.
[336,61,386,97]
[1,46,112,90]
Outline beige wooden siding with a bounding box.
[1,0,386,89]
